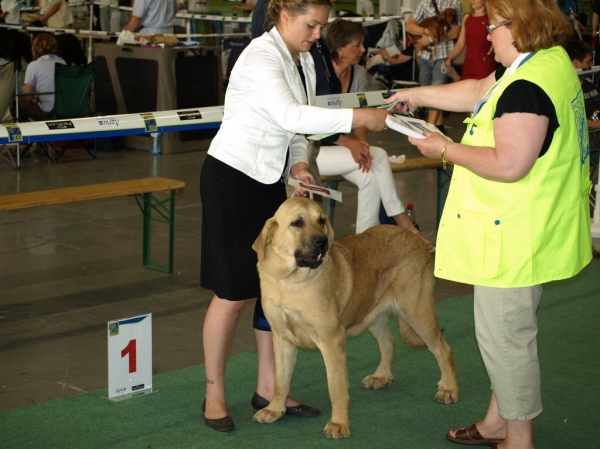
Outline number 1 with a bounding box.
[121,339,137,373]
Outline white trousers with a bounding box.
[474,285,544,421]
[356,0,374,16]
[317,145,405,234]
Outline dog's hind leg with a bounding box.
[361,313,395,390]
[396,301,459,404]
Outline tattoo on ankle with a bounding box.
[207,379,214,384]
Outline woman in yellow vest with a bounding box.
[387,0,591,448]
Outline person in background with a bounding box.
[55,34,87,66]
[355,0,373,17]
[446,0,496,80]
[317,19,433,249]
[18,33,66,120]
[37,0,74,29]
[200,0,388,433]
[0,0,21,24]
[592,0,600,57]
[387,0,591,447]
[565,39,600,129]
[406,0,463,134]
[99,0,121,32]
[123,0,177,34]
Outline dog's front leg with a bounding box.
[253,334,298,424]
[319,334,351,438]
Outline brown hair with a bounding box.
[32,33,58,60]
[486,0,573,52]
[266,0,332,30]
[326,19,367,62]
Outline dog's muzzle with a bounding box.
[294,235,328,268]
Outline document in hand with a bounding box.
[385,115,447,139]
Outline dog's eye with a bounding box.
[318,216,326,227]
[291,218,304,228]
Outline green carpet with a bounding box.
[2,261,599,449]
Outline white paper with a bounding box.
[288,178,342,202]
[385,115,447,139]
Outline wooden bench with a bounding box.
[0,177,186,273]
[320,156,450,226]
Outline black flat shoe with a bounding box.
[251,392,321,417]
[202,399,235,432]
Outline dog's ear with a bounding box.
[323,213,335,245]
[253,217,277,261]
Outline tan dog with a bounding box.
[252,198,459,438]
[410,8,458,49]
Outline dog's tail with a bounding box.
[397,318,427,348]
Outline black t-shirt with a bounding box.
[492,65,558,157]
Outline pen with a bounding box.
[386,90,415,117]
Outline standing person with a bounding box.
[37,0,74,29]
[123,0,177,34]
[317,19,433,249]
[592,0,600,58]
[0,0,20,24]
[18,33,66,120]
[200,0,388,433]
[406,0,463,133]
[387,0,591,447]
[446,0,496,80]
[355,0,373,17]
[99,0,121,33]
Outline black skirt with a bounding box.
[200,155,287,300]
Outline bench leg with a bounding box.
[436,167,451,227]
[137,191,176,273]
[323,180,340,226]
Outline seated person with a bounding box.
[56,34,86,66]
[316,19,433,250]
[564,39,600,130]
[18,33,66,120]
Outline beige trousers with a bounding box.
[474,285,544,421]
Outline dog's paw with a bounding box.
[434,385,459,404]
[253,407,285,424]
[323,421,351,439]
[360,373,394,390]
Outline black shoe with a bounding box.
[251,392,321,417]
[202,399,235,432]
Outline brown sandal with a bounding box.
[446,423,504,446]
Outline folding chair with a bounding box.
[28,62,97,163]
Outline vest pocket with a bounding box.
[454,207,502,279]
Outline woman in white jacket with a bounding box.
[199,0,387,432]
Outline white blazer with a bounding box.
[208,27,353,184]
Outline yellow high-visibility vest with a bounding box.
[436,46,592,287]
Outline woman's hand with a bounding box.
[408,131,450,160]
[290,163,315,197]
[346,138,372,173]
[352,108,389,132]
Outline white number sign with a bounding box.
[107,313,153,400]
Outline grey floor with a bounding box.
[0,113,596,413]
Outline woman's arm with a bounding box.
[20,84,36,103]
[409,112,548,182]
[388,70,496,114]
[446,14,468,65]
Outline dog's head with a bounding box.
[252,197,334,279]
[438,8,458,28]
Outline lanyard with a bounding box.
[471,52,536,117]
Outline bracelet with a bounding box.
[441,140,454,169]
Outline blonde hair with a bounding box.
[32,33,58,60]
[487,0,573,52]
[266,0,332,30]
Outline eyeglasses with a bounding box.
[486,19,512,34]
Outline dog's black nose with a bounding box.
[312,235,328,250]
